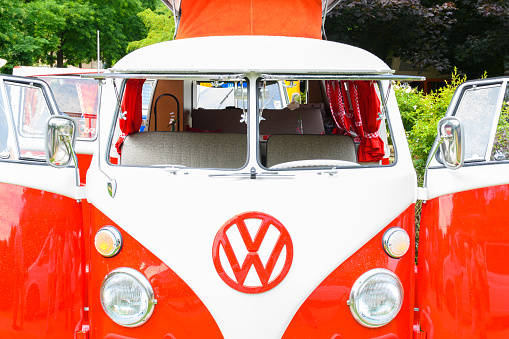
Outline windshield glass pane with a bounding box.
[110,78,249,170]
[257,79,394,169]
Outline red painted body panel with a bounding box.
[282,205,415,338]
[418,185,509,338]
[88,207,223,338]
[0,183,85,338]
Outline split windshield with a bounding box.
[109,76,394,170]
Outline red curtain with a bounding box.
[115,79,145,154]
[326,80,385,162]
[356,81,384,162]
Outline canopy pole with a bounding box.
[97,30,101,70]
[321,0,328,40]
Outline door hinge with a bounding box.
[75,186,87,201]
[416,187,428,201]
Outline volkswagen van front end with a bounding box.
[82,36,420,339]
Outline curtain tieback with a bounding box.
[364,131,380,139]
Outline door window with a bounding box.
[437,79,509,165]
[6,81,52,160]
[453,83,502,161]
[490,85,509,161]
[0,85,11,159]
[38,77,99,139]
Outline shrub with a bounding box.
[394,69,467,261]
[491,102,509,160]
[395,68,467,183]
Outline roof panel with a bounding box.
[110,36,391,75]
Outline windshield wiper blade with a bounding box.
[209,167,294,179]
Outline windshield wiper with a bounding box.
[209,167,294,179]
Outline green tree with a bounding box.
[395,69,467,179]
[24,0,94,68]
[90,0,147,67]
[127,4,174,52]
[0,0,46,72]
[1,0,149,71]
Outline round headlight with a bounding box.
[382,227,410,258]
[348,268,403,328]
[95,226,123,257]
[100,268,157,327]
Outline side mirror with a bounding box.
[45,116,77,168]
[438,116,464,169]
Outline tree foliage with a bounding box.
[127,4,174,53]
[0,0,47,71]
[0,0,152,71]
[395,69,467,179]
[326,0,509,78]
[446,0,509,78]
[90,0,147,67]
[25,0,96,68]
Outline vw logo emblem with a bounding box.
[212,211,293,293]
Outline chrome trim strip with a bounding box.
[262,74,426,82]
[82,73,245,81]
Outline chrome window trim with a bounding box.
[83,73,245,82]
[262,74,425,82]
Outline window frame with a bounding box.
[0,76,60,162]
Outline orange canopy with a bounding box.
[176,0,323,40]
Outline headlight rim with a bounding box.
[382,227,410,259]
[348,268,404,328]
[100,267,157,327]
[95,226,123,258]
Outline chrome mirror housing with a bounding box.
[438,116,464,169]
[45,116,77,168]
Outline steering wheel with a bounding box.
[269,159,360,170]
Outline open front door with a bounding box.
[418,77,509,338]
[0,75,85,338]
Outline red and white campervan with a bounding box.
[1,1,508,338]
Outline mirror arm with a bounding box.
[58,134,81,188]
[422,137,444,189]
[68,138,81,187]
